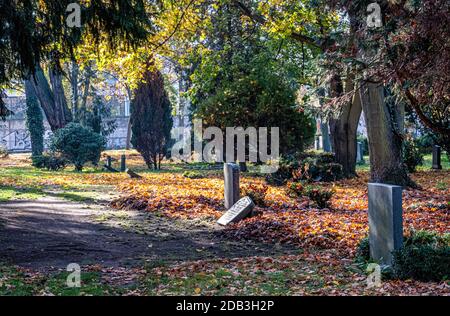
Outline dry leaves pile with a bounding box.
[113,171,449,256]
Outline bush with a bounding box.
[265,155,299,186]
[241,183,268,207]
[304,185,334,208]
[265,153,344,185]
[402,139,424,173]
[182,171,204,179]
[357,230,450,282]
[50,123,106,171]
[31,154,67,171]
[285,181,305,198]
[393,230,450,282]
[356,237,371,262]
[0,145,7,158]
[293,153,344,182]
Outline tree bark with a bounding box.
[329,75,362,178]
[69,60,79,121]
[30,64,71,131]
[49,64,72,126]
[359,82,414,187]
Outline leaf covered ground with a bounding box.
[0,152,449,296]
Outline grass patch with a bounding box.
[0,186,44,202]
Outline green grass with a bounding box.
[0,186,44,202]
[142,263,328,296]
[0,263,125,296]
[356,153,449,172]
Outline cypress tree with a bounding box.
[25,80,44,157]
[131,66,173,170]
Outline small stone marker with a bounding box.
[315,136,321,150]
[106,156,113,168]
[357,142,364,163]
[217,196,255,226]
[224,163,240,210]
[432,145,442,170]
[126,168,142,179]
[368,183,403,266]
[120,154,127,172]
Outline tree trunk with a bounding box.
[359,82,414,187]
[125,86,132,150]
[49,64,72,125]
[126,118,132,150]
[329,75,362,178]
[30,64,71,131]
[69,60,79,121]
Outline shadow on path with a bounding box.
[0,197,299,271]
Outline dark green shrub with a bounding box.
[402,139,424,173]
[32,154,67,171]
[182,171,204,179]
[358,230,450,282]
[265,153,344,185]
[304,185,334,208]
[356,237,371,262]
[0,146,7,158]
[241,183,268,207]
[294,155,344,182]
[50,123,106,171]
[265,155,299,186]
[285,181,305,198]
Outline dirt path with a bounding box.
[0,196,299,271]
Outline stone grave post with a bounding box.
[120,154,126,172]
[106,156,112,168]
[432,145,442,170]
[357,142,364,163]
[368,183,403,265]
[224,163,240,210]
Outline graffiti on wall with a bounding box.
[1,130,32,151]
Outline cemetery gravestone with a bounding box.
[368,183,403,265]
[126,169,142,179]
[357,142,364,163]
[224,163,240,209]
[106,156,112,168]
[217,196,255,226]
[432,145,442,170]
[121,154,127,172]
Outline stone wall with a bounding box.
[0,96,131,152]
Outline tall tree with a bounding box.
[131,65,173,169]
[25,79,44,156]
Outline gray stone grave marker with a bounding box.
[217,196,255,226]
[357,142,364,163]
[432,145,442,170]
[224,163,240,209]
[121,154,127,172]
[126,168,142,179]
[368,183,403,265]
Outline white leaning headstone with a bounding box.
[217,196,255,226]
[224,163,240,209]
[368,183,403,266]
